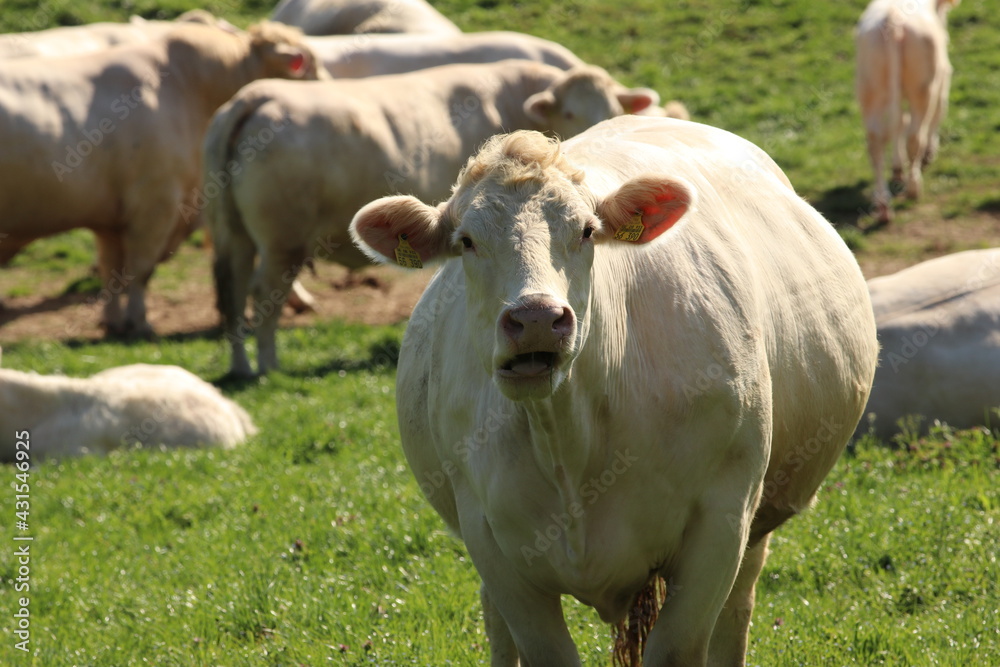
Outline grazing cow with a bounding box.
[0,22,322,336]
[305,30,585,77]
[0,11,237,60]
[0,358,256,462]
[272,0,461,36]
[856,0,960,223]
[205,60,658,377]
[349,116,879,665]
[860,248,1000,440]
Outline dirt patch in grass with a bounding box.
[1,207,997,345]
[0,248,432,345]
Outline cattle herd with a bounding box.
[0,0,994,664]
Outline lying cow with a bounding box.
[0,22,322,336]
[861,248,1000,441]
[856,0,960,223]
[0,358,256,461]
[304,30,585,77]
[349,116,878,665]
[272,0,461,36]
[0,10,236,59]
[204,59,658,377]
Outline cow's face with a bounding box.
[351,131,691,401]
[247,21,325,80]
[524,66,659,140]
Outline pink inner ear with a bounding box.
[289,53,305,73]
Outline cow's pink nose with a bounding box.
[501,301,575,346]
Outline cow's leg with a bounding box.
[923,65,951,168]
[481,583,519,667]
[862,108,892,224]
[891,111,909,186]
[251,246,304,374]
[213,227,257,378]
[707,534,771,667]
[903,85,934,200]
[94,231,126,334]
[643,490,756,665]
[458,506,580,666]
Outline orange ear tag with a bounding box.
[394,234,423,268]
[613,212,645,242]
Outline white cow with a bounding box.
[304,30,585,77]
[856,0,960,223]
[0,11,237,60]
[204,60,658,377]
[0,22,322,336]
[0,358,256,462]
[349,116,878,665]
[861,248,1000,440]
[272,0,461,35]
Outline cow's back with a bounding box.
[863,249,1000,439]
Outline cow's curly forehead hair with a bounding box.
[247,20,306,46]
[455,131,586,192]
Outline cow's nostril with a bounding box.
[501,311,525,342]
[552,308,575,338]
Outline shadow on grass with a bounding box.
[212,335,402,390]
[293,336,402,378]
[976,198,1000,215]
[812,179,873,228]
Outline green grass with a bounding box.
[1,330,998,665]
[1,0,999,664]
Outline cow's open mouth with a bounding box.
[497,351,558,379]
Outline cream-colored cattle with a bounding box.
[272,0,460,35]
[304,30,585,77]
[0,361,256,462]
[0,22,322,336]
[856,0,959,223]
[204,60,657,377]
[350,116,878,665]
[0,11,235,59]
[861,248,1000,440]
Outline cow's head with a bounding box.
[351,131,692,401]
[525,65,659,139]
[247,21,326,80]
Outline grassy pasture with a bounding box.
[1,0,999,665]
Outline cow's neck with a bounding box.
[494,64,559,131]
[162,31,260,117]
[520,392,594,562]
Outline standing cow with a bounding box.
[204,60,657,377]
[856,0,960,224]
[860,248,1000,440]
[0,22,322,336]
[349,116,878,665]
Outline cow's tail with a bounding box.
[884,6,905,180]
[201,91,271,325]
[612,574,667,667]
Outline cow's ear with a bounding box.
[524,90,557,125]
[273,45,311,78]
[617,87,660,114]
[596,176,693,244]
[351,195,454,268]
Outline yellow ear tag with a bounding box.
[394,234,423,269]
[614,212,645,242]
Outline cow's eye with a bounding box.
[582,226,594,239]
[564,111,575,120]
[461,236,474,250]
